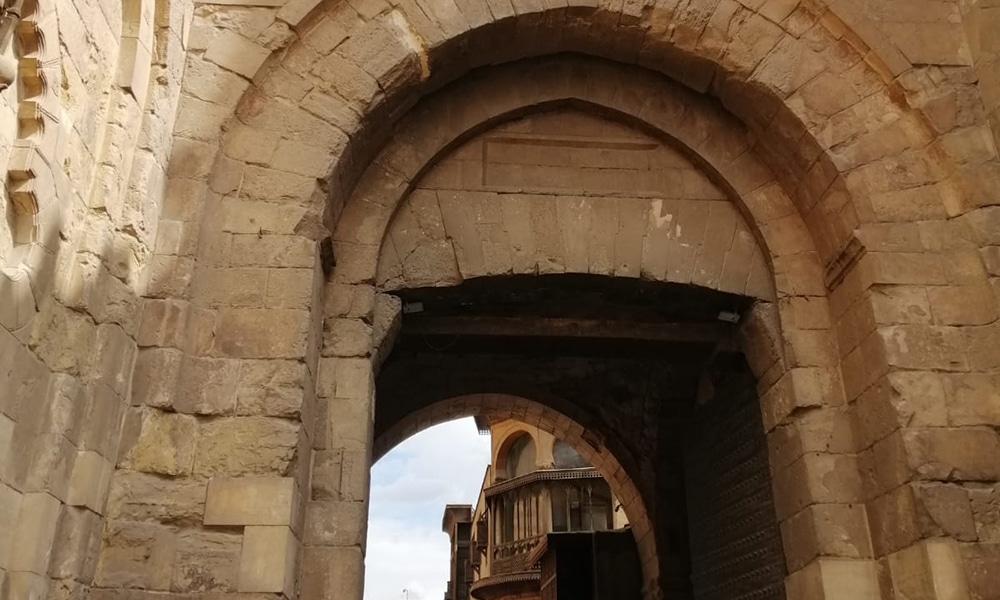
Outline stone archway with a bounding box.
[366,273,787,600]
[97,2,1000,600]
[313,54,863,600]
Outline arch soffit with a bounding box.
[332,57,825,300]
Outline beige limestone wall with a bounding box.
[0,0,190,597]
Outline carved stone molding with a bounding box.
[1,0,61,332]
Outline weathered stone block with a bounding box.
[265,268,315,309]
[310,448,343,501]
[888,538,971,600]
[927,282,998,326]
[969,484,1000,542]
[912,482,977,541]
[866,484,923,557]
[785,557,879,600]
[0,483,22,570]
[95,520,177,590]
[961,541,1000,599]
[879,324,968,372]
[49,505,103,580]
[941,372,1000,427]
[338,447,371,503]
[204,30,270,79]
[299,546,364,600]
[28,300,95,376]
[303,500,367,547]
[79,383,126,458]
[66,450,113,512]
[904,427,1000,481]
[136,298,188,348]
[192,267,268,308]
[317,357,372,401]
[322,317,373,357]
[235,359,306,417]
[238,526,298,596]
[131,348,182,409]
[328,396,373,452]
[11,430,77,501]
[773,453,863,521]
[194,417,299,477]
[229,234,316,268]
[214,308,310,359]
[780,503,873,573]
[106,470,206,527]
[120,409,198,476]
[8,491,60,574]
[1,571,49,599]
[204,477,295,526]
[760,367,843,432]
[171,528,242,593]
[174,355,240,415]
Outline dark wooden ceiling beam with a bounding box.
[402,316,732,344]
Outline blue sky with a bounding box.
[364,418,492,600]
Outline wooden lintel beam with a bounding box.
[402,316,731,344]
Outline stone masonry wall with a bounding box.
[0,0,190,597]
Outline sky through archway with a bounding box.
[365,418,492,600]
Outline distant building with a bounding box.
[442,505,475,600]
[441,417,638,600]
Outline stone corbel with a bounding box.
[0,0,24,89]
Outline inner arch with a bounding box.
[376,106,774,300]
[372,274,785,599]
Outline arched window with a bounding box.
[552,440,590,469]
[505,434,536,479]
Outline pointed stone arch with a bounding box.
[311,54,857,600]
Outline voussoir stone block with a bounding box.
[66,450,113,512]
[49,504,103,580]
[887,538,971,599]
[204,476,296,526]
[785,557,879,600]
[204,30,271,79]
[9,491,61,575]
[0,483,23,570]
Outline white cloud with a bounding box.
[364,418,492,600]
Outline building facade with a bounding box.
[443,504,475,600]
[0,0,998,598]
[442,419,632,600]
